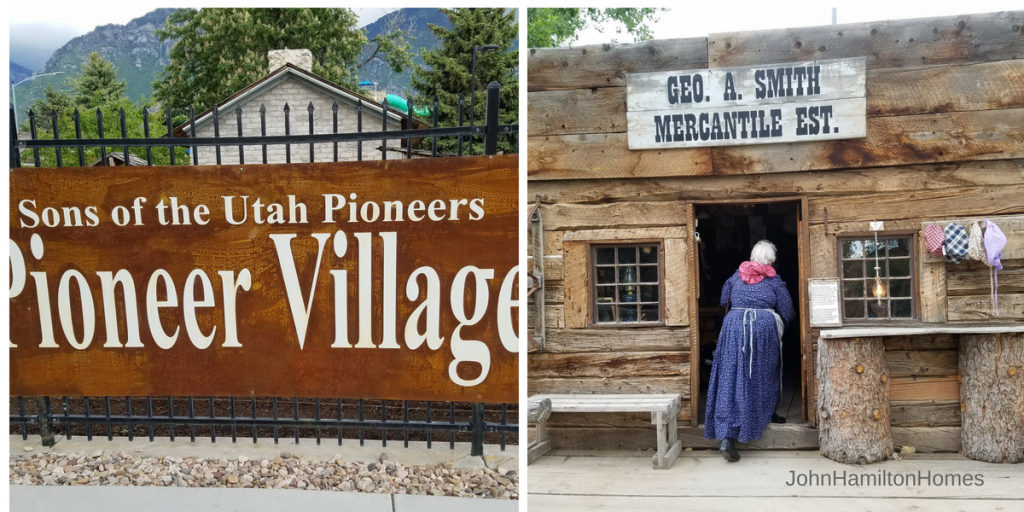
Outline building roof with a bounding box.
[172,63,428,138]
[90,152,151,167]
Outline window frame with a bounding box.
[836,232,919,323]
[589,241,666,327]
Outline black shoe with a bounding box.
[772,413,786,424]
[720,437,740,462]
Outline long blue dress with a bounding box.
[704,270,796,443]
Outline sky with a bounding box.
[8,6,392,71]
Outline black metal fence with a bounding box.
[9,81,519,454]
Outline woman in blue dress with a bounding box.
[704,240,796,461]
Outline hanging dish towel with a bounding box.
[944,223,969,264]
[984,220,1007,315]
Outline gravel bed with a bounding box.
[10,449,517,499]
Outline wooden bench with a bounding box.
[527,397,552,464]
[528,394,683,469]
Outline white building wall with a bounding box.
[192,76,405,165]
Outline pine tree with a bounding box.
[152,8,413,113]
[411,8,518,155]
[70,52,128,109]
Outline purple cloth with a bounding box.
[984,220,1006,271]
[704,270,796,443]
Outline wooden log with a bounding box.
[528,37,709,92]
[947,267,1024,296]
[539,202,691,231]
[529,255,563,281]
[543,327,690,353]
[563,227,688,241]
[885,350,959,377]
[817,337,894,464]
[808,185,1024,225]
[948,294,1024,321]
[708,11,1024,70]
[528,159,1024,203]
[528,87,627,137]
[544,280,564,304]
[890,376,960,401]
[889,400,961,427]
[959,333,1024,463]
[866,60,1024,117]
[529,133,712,180]
[713,109,1024,176]
[883,334,960,351]
[891,426,962,453]
[527,376,690,398]
[529,351,690,379]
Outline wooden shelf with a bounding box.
[820,324,1024,339]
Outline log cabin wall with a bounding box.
[528,11,1024,451]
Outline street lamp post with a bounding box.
[11,71,65,129]
[468,44,499,155]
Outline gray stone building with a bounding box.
[174,50,425,164]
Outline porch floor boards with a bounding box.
[528,451,1024,511]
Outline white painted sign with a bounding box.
[809,278,842,327]
[626,58,866,149]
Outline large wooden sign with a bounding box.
[9,156,519,402]
[626,57,866,149]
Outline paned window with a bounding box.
[839,236,916,320]
[592,244,662,324]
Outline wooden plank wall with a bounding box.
[529,11,1024,179]
[526,203,694,424]
[527,11,1024,451]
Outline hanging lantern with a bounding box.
[872,267,886,303]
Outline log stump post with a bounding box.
[960,333,1024,464]
[817,336,893,464]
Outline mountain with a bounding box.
[13,8,176,112]
[10,62,33,84]
[358,8,451,96]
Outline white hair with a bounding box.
[750,240,777,265]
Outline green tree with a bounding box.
[528,8,665,48]
[152,8,413,113]
[411,8,518,155]
[70,52,128,108]
[23,96,187,168]
[29,85,75,117]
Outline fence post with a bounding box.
[36,397,55,447]
[483,81,500,156]
[10,106,22,168]
[471,403,485,456]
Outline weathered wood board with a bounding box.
[528,37,709,91]
[528,133,713,180]
[708,11,1024,70]
[529,352,690,379]
[542,327,690,353]
[527,376,690,398]
[714,108,1024,175]
[9,157,519,402]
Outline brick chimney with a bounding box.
[268,49,313,74]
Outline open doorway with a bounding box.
[694,201,804,426]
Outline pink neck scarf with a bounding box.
[739,261,776,284]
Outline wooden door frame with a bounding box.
[686,196,811,426]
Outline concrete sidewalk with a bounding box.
[10,485,519,512]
